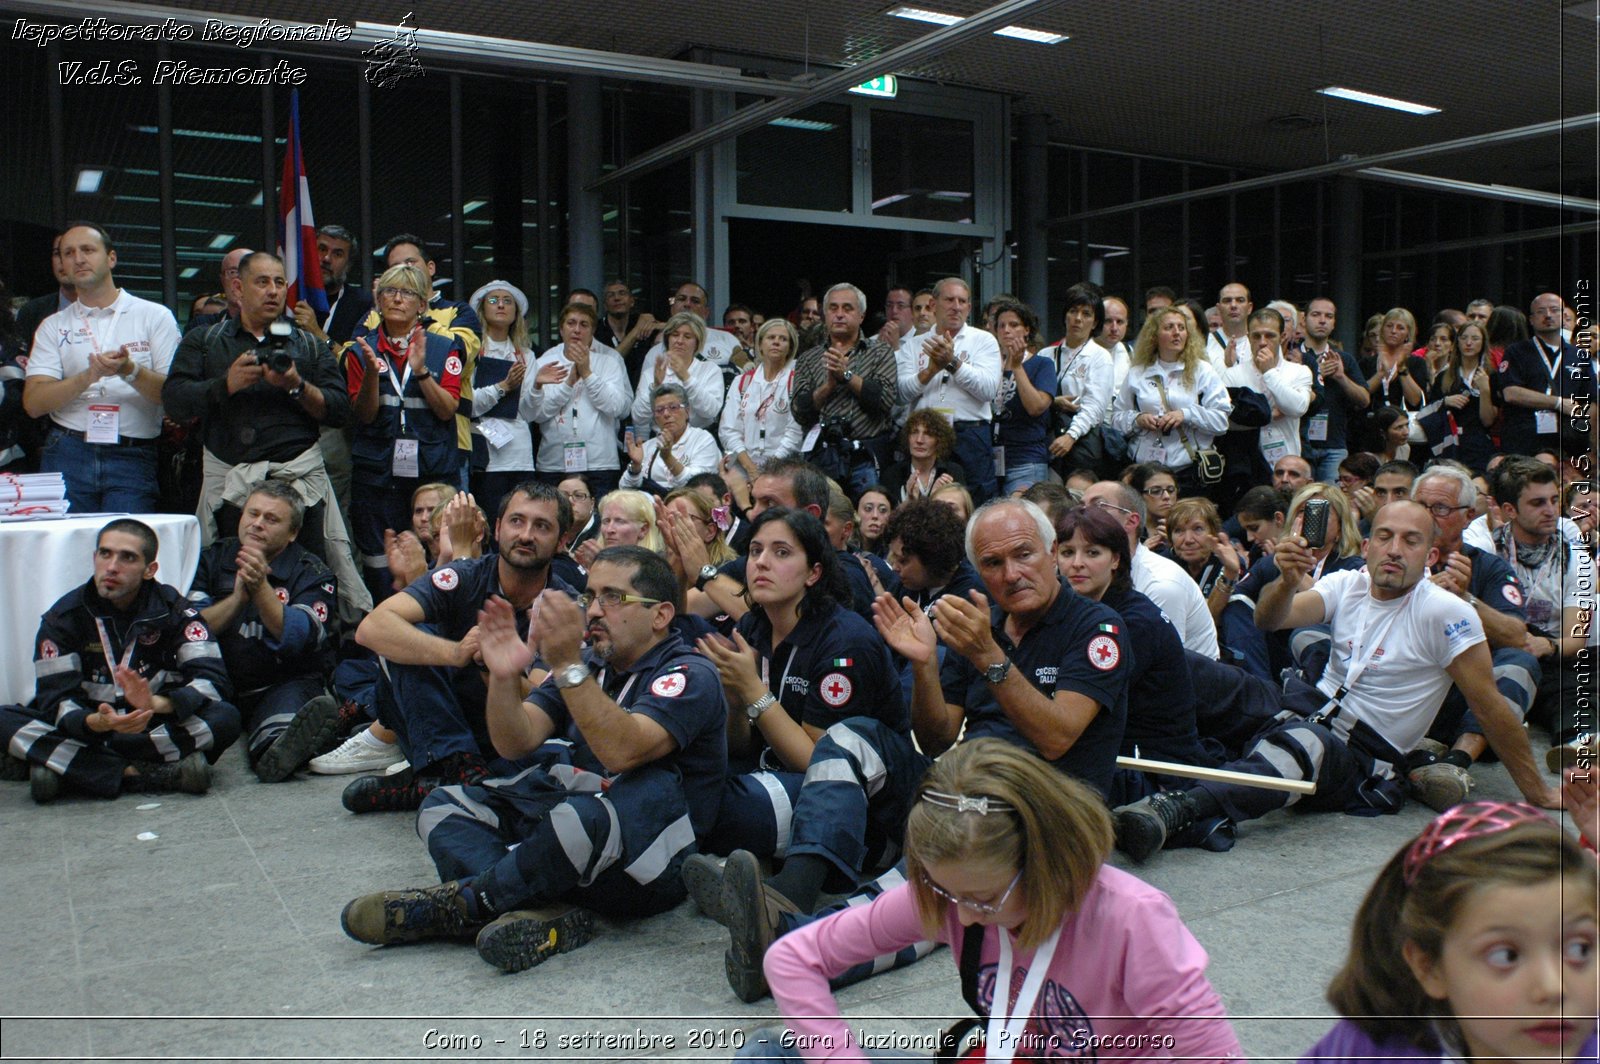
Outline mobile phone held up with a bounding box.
[1301,498,1331,550]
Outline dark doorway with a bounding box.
[725,218,969,324]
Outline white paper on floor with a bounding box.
[136,831,159,841]
[136,802,161,810]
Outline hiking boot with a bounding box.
[681,853,727,925]
[255,695,342,783]
[124,752,212,795]
[30,764,61,804]
[720,849,799,1003]
[475,905,595,973]
[1112,790,1201,863]
[342,766,436,813]
[341,879,482,945]
[433,750,490,786]
[1547,737,1598,774]
[0,752,30,781]
[1407,761,1474,813]
[309,731,406,776]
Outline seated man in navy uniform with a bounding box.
[713,497,1132,1000]
[342,480,574,813]
[341,546,726,973]
[0,519,240,802]
[186,480,341,783]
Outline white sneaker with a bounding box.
[308,733,406,775]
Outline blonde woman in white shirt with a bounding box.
[629,311,726,434]
[719,317,802,479]
[1113,306,1232,490]
[520,301,631,497]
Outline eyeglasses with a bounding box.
[484,296,516,307]
[576,590,663,611]
[920,870,1022,915]
[561,491,592,502]
[1422,503,1471,519]
[653,403,685,415]
[1142,485,1178,498]
[1087,498,1138,519]
[378,287,420,301]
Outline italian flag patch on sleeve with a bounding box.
[830,657,853,667]
[1098,624,1119,635]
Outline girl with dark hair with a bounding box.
[1303,802,1597,1063]
[990,298,1056,493]
[1055,506,1218,805]
[853,485,893,556]
[1429,320,1498,473]
[693,508,904,861]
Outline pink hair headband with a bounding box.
[1403,801,1554,886]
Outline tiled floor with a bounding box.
[0,738,1573,1062]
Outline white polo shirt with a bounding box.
[638,326,742,374]
[1132,544,1220,658]
[26,290,179,439]
[897,324,1001,424]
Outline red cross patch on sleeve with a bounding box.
[312,601,330,623]
[1087,634,1120,671]
[819,672,853,706]
[650,672,686,698]
[184,622,209,642]
[431,568,459,591]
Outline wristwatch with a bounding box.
[414,367,432,380]
[553,662,590,689]
[695,563,720,590]
[841,369,854,383]
[982,658,1012,685]
[288,383,305,399]
[124,361,141,383]
[745,692,777,723]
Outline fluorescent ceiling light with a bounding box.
[928,190,972,201]
[250,191,264,207]
[888,6,961,25]
[180,267,199,279]
[993,25,1068,43]
[1316,86,1440,115]
[177,199,234,209]
[134,125,283,144]
[768,117,837,131]
[124,168,257,185]
[871,193,911,208]
[462,199,487,214]
[208,234,236,249]
[75,169,104,194]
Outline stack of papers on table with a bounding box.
[0,473,70,518]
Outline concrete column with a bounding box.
[1015,112,1049,314]
[567,75,604,291]
[1331,176,1363,354]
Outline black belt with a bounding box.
[953,419,990,430]
[51,425,158,447]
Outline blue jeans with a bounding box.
[1002,461,1049,494]
[951,420,996,505]
[40,428,159,513]
[1304,446,1347,485]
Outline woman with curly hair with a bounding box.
[879,409,967,504]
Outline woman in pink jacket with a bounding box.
[739,738,1243,1062]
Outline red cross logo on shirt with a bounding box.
[820,672,853,706]
[1086,635,1120,671]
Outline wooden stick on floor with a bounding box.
[1117,755,1318,796]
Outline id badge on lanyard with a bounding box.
[393,439,420,478]
[80,304,125,441]
[1534,339,1562,435]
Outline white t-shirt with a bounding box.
[897,324,1002,423]
[27,290,179,438]
[1312,568,1486,754]
[1133,544,1220,658]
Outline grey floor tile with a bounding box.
[74,883,294,971]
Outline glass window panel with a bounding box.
[1279,182,1324,305]
[1084,151,1131,211]
[871,110,975,223]
[292,62,365,294]
[1047,146,1077,219]
[56,42,166,306]
[1084,216,1133,308]
[1138,205,1185,318]
[370,81,457,300]
[1232,188,1276,296]
[460,79,542,306]
[739,103,851,213]
[1187,194,1231,303]
[1140,159,1184,199]
[1,47,56,296]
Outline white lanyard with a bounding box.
[759,640,798,705]
[985,924,1063,1064]
[1535,338,1563,394]
[94,616,139,700]
[382,340,414,434]
[1336,589,1414,697]
[78,300,128,399]
[595,668,640,706]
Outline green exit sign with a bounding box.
[850,75,899,98]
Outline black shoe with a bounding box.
[475,906,595,973]
[30,764,61,804]
[255,695,342,783]
[334,698,370,737]
[432,750,490,786]
[341,766,436,814]
[720,850,798,1003]
[681,853,727,925]
[124,752,212,795]
[0,752,29,781]
[1112,790,1200,863]
[342,880,483,945]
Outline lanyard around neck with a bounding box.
[985,924,1063,1064]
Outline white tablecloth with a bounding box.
[0,514,202,706]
